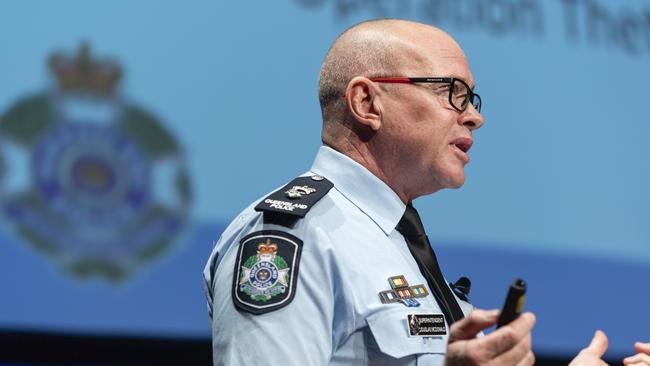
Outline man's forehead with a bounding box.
[325,20,476,85]
[400,42,474,85]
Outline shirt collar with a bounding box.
[309,145,405,236]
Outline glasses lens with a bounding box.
[451,79,470,111]
[472,93,482,112]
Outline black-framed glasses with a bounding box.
[369,77,482,113]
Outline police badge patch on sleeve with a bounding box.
[232,230,303,315]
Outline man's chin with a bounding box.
[442,170,466,189]
[423,171,465,195]
[446,179,465,190]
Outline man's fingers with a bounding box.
[503,312,536,338]
[474,312,536,359]
[635,342,650,354]
[489,333,533,366]
[624,352,650,365]
[568,331,610,366]
[445,312,535,366]
[448,308,500,342]
[582,330,609,358]
[514,350,536,366]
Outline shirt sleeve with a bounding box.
[208,223,337,366]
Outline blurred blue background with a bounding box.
[0,0,648,362]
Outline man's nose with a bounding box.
[458,104,484,131]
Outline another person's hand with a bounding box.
[623,342,650,365]
[568,330,609,366]
[444,308,536,366]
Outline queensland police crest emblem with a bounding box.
[233,231,303,314]
[0,43,191,281]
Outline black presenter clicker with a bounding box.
[497,278,527,328]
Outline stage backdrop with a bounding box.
[0,0,648,359]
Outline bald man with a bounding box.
[203,19,608,366]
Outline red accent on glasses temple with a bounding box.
[369,77,413,83]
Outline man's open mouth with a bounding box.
[450,137,473,153]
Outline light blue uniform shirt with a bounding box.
[204,146,473,365]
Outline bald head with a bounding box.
[316,19,483,201]
[318,19,464,145]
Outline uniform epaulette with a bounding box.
[254,175,334,228]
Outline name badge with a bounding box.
[407,314,447,337]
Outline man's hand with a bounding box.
[623,342,650,365]
[568,330,609,366]
[444,308,536,366]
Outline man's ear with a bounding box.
[345,77,382,131]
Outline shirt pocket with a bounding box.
[366,308,448,359]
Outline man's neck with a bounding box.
[324,141,415,204]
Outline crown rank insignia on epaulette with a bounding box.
[254,175,333,227]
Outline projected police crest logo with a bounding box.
[0,44,191,281]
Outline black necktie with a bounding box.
[396,203,465,324]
